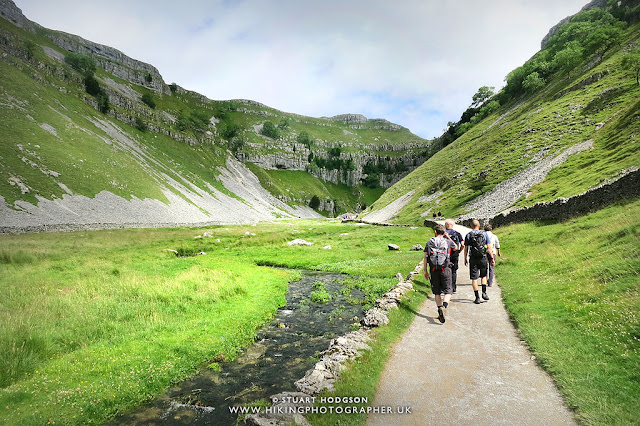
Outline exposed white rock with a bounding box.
[287,239,313,246]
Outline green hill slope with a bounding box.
[0,0,433,228]
[368,3,640,225]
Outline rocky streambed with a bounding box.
[111,271,365,425]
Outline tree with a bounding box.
[135,117,148,132]
[309,195,321,209]
[585,23,626,61]
[278,118,290,130]
[622,52,640,85]
[83,74,102,96]
[145,72,153,84]
[471,86,495,107]
[96,92,110,113]
[522,72,546,93]
[261,121,279,139]
[24,40,37,60]
[553,41,584,77]
[141,92,156,109]
[169,83,178,93]
[64,52,96,76]
[297,131,311,146]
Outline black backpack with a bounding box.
[468,231,487,259]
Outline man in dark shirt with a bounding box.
[464,220,495,304]
[444,219,464,293]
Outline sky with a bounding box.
[15,0,590,139]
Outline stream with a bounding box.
[112,270,364,425]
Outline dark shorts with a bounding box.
[430,266,452,295]
[469,256,488,280]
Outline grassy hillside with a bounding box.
[496,198,640,424]
[370,18,640,225]
[0,7,432,218]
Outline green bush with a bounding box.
[64,52,96,75]
[141,92,156,109]
[169,82,178,93]
[96,92,110,113]
[522,72,546,93]
[83,74,102,96]
[135,117,147,132]
[144,72,153,84]
[309,195,321,209]
[261,121,279,139]
[297,131,311,146]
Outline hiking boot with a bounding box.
[482,292,490,301]
[438,307,446,323]
[474,296,482,304]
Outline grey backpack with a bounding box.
[426,236,450,270]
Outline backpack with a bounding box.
[468,231,487,259]
[426,236,450,270]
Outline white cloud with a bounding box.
[15,0,589,138]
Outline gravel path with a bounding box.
[460,140,594,220]
[367,224,575,426]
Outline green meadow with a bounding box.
[0,220,427,425]
[496,198,640,425]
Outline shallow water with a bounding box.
[112,270,363,425]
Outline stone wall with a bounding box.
[458,168,639,229]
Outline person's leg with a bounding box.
[480,259,489,300]
[487,263,493,287]
[434,293,442,306]
[438,268,453,323]
[451,261,458,293]
[470,259,482,304]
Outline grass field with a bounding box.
[0,220,428,425]
[496,198,640,424]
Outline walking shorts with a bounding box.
[430,266,452,295]
[469,256,488,280]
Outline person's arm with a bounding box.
[487,242,495,265]
[443,231,458,251]
[423,251,429,279]
[464,239,469,266]
[495,237,501,257]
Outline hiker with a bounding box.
[484,223,501,287]
[424,224,459,323]
[444,219,464,293]
[464,220,495,304]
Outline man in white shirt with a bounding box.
[483,224,501,287]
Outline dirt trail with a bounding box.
[367,224,575,426]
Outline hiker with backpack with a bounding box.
[424,224,459,323]
[483,223,501,287]
[444,219,464,293]
[463,220,495,304]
